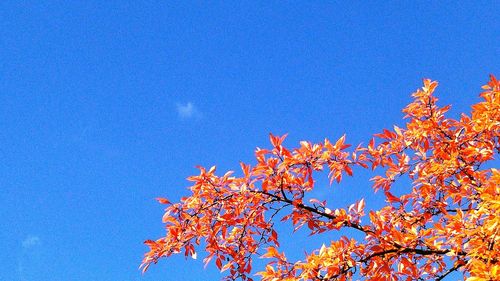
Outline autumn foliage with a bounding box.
[142,76,500,280]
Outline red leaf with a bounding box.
[156,197,171,205]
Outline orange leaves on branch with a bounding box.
[142,76,500,281]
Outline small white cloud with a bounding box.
[22,235,40,249]
[176,102,201,119]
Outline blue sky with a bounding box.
[0,1,499,281]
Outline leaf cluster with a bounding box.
[142,76,500,280]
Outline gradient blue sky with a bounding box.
[1,2,499,281]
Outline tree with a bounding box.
[141,76,499,280]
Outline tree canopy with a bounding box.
[142,76,499,280]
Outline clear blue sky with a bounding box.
[1,2,498,281]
